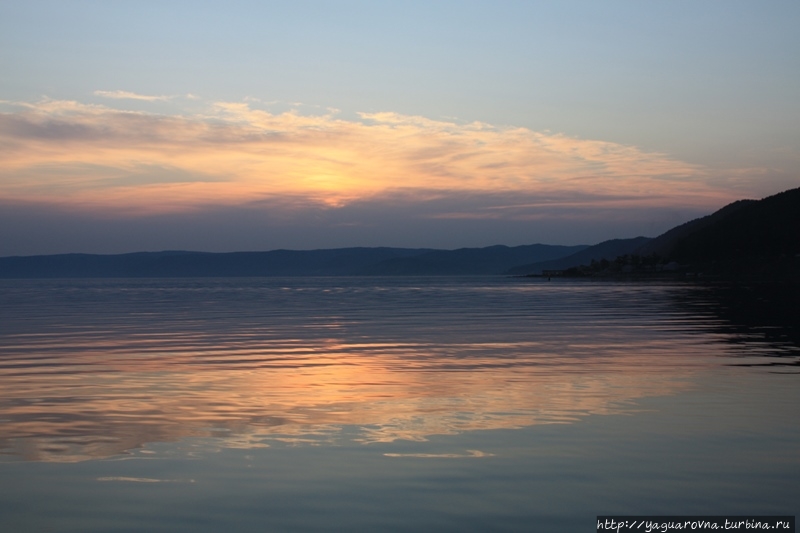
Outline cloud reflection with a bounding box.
[0,316,709,462]
[4,277,767,464]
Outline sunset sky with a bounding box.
[1,1,798,255]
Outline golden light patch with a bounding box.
[0,97,737,216]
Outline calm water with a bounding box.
[0,277,798,532]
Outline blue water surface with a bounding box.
[0,277,797,532]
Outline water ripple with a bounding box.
[0,277,796,461]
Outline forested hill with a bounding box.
[506,237,651,275]
[652,186,800,263]
[531,186,800,280]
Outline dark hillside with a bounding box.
[0,244,586,278]
[669,187,800,262]
[506,237,651,275]
[635,199,755,258]
[520,187,800,280]
[365,244,588,275]
[0,248,433,278]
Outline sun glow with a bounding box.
[0,97,735,218]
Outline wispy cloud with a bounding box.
[93,90,172,101]
[384,450,494,458]
[0,96,736,217]
[97,477,196,483]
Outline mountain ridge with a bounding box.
[0,244,588,278]
[541,186,800,279]
[3,187,798,279]
[505,237,651,275]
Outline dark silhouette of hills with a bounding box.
[634,199,755,259]
[4,187,797,279]
[0,243,587,278]
[657,187,800,263]
[649,186,800,280]
[0,248,431,278]
[505,237,651,275]
[363,244,588,275]
[536,187,800,280]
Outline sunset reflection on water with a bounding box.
[0,277,784,462]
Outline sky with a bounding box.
[1,1,798,255]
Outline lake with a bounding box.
[0,276,798,532]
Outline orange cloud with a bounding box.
[0,97,733,216]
